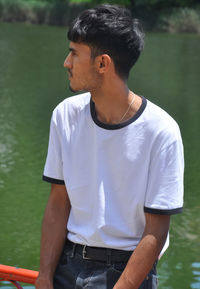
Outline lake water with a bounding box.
[0,22,200,289]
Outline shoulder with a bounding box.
[51,92,91,124]
[54,92,90,115]
[143,99,182,149]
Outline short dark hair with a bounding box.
[68,4,145,79]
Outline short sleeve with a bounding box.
[144,139,184,215]
[43,111,65,185]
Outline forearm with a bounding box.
[114,213,170,289]
[114,234,164,289]
[36,184,71,288]
[38,204,68,279]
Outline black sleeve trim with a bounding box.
[42,175,65,185]
[144,206,183,215]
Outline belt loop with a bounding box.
[106,249,112,266]
[71,243,77,258]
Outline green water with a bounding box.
[0,22,200,288]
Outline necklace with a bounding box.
[119,93,136,123]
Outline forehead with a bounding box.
[69,41,91,55]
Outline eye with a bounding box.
[69,48,76,56]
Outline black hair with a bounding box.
[68,4,144,79]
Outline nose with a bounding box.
[64,53,72,69]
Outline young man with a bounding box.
[36,4,184,289]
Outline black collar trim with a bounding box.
[90,96,147,130]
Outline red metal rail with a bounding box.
[0,264,38,289]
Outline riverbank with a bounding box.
[0,0,200,33]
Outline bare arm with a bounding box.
[113,213,170,289]
[35,183,71,289]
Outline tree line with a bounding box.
[0,0,200,33]
[22,0,200,9]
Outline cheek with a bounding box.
[90,68,101,82]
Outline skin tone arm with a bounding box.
[113,213,170,289]
[35,183,71,289]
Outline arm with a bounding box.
[35,183,71,289]
[113,213,170,289]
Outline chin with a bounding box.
[69,85,78,93]
[69,84,87,93]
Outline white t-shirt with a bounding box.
[43,92,184,252]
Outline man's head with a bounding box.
[67,4,144,80]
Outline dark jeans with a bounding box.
[53,241,158,289]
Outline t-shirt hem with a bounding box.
[144,206,183,215]
[42,175,65,185]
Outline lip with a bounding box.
[67,70,73,78]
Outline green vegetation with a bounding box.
[0,0,200,33]
[159,7,200,34]
[0,0,90,26]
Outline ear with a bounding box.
[96,54,112,74]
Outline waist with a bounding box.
[66,239,133,264]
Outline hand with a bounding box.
[35,276,54,289]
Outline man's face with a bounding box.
[64,42,100,92]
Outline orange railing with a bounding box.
[0,264,38,289]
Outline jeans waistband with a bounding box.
[66,239,133,264]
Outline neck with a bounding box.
[90,78,140,124]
